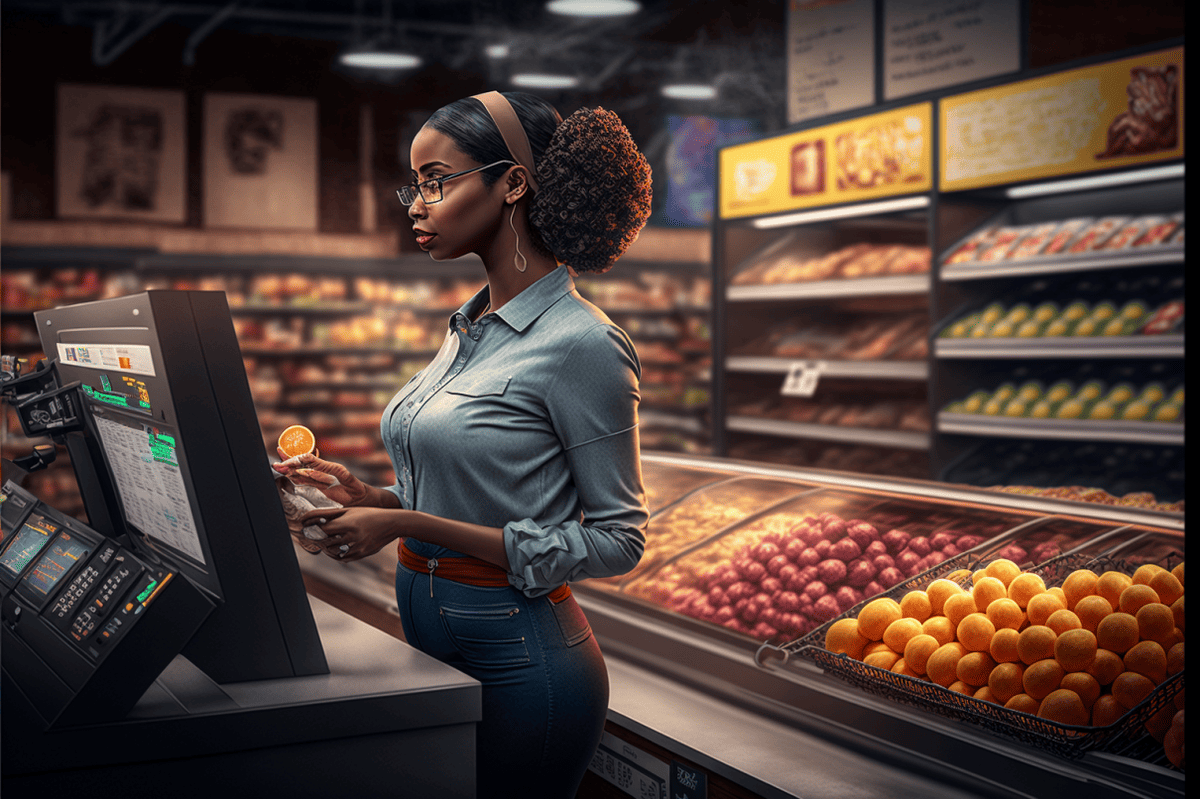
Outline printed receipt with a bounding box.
[94,416,206,564]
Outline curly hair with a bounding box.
[425,93,651,274]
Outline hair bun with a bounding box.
[529,107,652,273]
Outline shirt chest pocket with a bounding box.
[445,374,512,398]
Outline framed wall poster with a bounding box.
[56,84,187,223]
[203,93,318,230]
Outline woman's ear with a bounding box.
[504,166,530,205]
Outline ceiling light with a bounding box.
[485,44,510,59]
[546,1,641,18]
[339,49,422,69]
[1004,163,1184,198]
[752,196,930,228]
[662,83,718,100]
[511,73,580,89]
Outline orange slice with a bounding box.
[278,424,317,458]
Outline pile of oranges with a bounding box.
[825,556,1184,739]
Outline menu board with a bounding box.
[719,103,932,220]
[940,46,1184,191]
[787,0,876,125]
[883,0,1021,100]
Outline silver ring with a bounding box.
[339,544,350,554]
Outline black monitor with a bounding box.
[35,290,327,683]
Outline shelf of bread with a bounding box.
[727,357,927,380]
[727,416,930,450]
[940,213,1184,282]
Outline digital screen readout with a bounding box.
[0,515,58,578]
[25,534,91,595]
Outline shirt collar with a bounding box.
[451,266,575,334]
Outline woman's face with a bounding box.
[407,126,508,261]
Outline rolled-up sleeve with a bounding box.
[504,324,648,596]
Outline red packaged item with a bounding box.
[1132,212,1183,247]
[1100,216,1163,250]
[1066,216,1129,253]
[1005,222,1064,260]
[1039,217,1093,255]
[1141,300,1184,334]
[977,226,1029,262]
[944,227,997,265]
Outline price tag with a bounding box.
[781,360,824,397]
[587,731,668,798]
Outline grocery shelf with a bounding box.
[640,409,705,433]
[134,251,484,278]
[937,412,1185,445]
[727,274,930,301]
[230,302,374,317]
[596,304,711,316]
[241,346,439,358]
[934,334,1184,359]
[726,356,928,380]
[726,415,931,449]
[940,246,1183,282]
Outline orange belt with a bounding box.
[399,541,571,603]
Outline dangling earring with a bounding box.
[510,204,528,273]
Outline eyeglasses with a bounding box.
[396,160,515,206]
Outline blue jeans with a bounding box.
[396,562,609,799]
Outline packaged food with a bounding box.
[1066,216,1130,253]
[1167,224,1185,245]
[1140,299,1184,334]
[961,389,991,414]
[944,227,998,265]
[1100,216,1165,250]
[977,227,1029,262]
[840,245,904,278]
[1132,212,1183,247]
[940,311,981,338]
[1005,222,1064,259]
[1039,217,1093,255]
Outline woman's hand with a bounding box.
[299,506,404,562]
[272,448,371,507]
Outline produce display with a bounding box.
[988,486,1185,514]
[731,239,930,286]
[726,438,931,477]
[944,212,1184,266]
[730,394,929,432]
[943,378,1183,423]
[735,312,929,361]
[815,554,1184,765]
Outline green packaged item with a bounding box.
[1002,303,1033,326]
[1061,300,1091,322]
[1055,397,1093,420]
[1087,399,1123,420]
[1015,318,1047,338]
[1074,380,1106,403]
[1119,300,1150,321]
[1120,398,1154,421]
[1088,301,1118,322]
[1001,398,1029,417]
[979,302,1006,326]
[981,395,1007,416]
[1138,382,1167,405]
[1027,398,1060,419]
[942,312,981,338]
[992,383,1018,403]
[962,389,991,413]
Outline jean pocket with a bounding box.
[440,602,530,667]
[549,595,592,648]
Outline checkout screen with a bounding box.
[0,514,59,579]
[24,534,91,596]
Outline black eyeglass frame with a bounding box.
[396,159,516,206]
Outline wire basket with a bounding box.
[787,549,1184,760]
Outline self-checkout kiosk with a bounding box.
[2,291,479,798]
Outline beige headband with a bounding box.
[472,91,540,193]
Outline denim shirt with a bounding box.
[381,266,648,597]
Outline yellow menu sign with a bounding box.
[719,103,933,220]
[940,47,1184,192]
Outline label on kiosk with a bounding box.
[1,480,215,729]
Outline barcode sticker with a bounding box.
[781,360,824,397]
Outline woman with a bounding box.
[273,90,652,798]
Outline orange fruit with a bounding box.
[1170,561,1184,587]
[1131,563,1166,587]
[1123,640,1167,684]
[1045,609,1082,636]
[1136,602,1175,642]
[1095,612,1139,654]
[882,617,924,654]
[1061,569,1099,610]
[985,558,1022,588]
[1143,703,1175,742]
[1166,641,1184,676]
[973,685,997,704]
[945,569,972,583]
[864,649,901,670]
[1017,625,1058,665]
[825,618,869,659]
[899,590,933,622]
[863,641,893,658]
[927,642,968,687]
[891,657,922,679]
[1023,658,1065,701]
[947,680,973,695]
[1118,583,1160,616]
[988,661,1026,704]
[926,580,964,616]
[943,592,979,630]
[278,424,317,458]
[1086,649,1124,686]
[1054,628,1097,672]
[1096,570,1133,608]
[986,598,1025,631]
[1091,694,1125,726]
[1074,594,1114,633]
[1170,595,1184,633]
[1111,671,1155,709]
[904,633,941,675]
[956,651,997,687]
[1060,671,1101,709]
[970,568,988,585]
[990,627,1021,663]
[1038,688,1089,726]
[1026,592,1065,626]
[957,613,996,652]
[1153,627,1184,650]
[1008,572,1047,609]
[1047,587,1068,607]
[857,598,903,641]
[1004,693,1040,714]
[921,615,956,646]
[1149,571,1184,605]
[972,577,1008,613]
